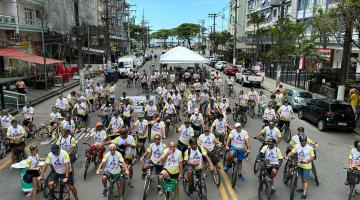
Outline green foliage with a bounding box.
[174,23,201,48]
[129,24,146,42]
[152,29,171,48]
[208,31,232,53]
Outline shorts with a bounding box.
[123,117,131,128]
[88,99,94,104]
[298,168,311,181]
[148,160,163,175]
[26,170,40,179]
[214,132,226,144]
[195,89,200,93]
[164,169,179,179]
[78,114,88,123]
[137,137,146,144]
[10,141,25,150]
[49,171,74,186]
[23,118,33,127]
[230,147,246,161]
[177,141,188,154]
[105,172,124,182]
[69,153,76,163]
[266,165,279,175]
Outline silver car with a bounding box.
[285,88,313,110]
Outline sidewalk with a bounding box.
[261,73,360,134]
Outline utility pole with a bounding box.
[141,9,146,55]
[208,13,218,56]
[104,0,111,64]
[232,0,239,65]
[127,4,136,55]
[41,10,47,90]
[199,19,205,54]
[276,0,285,87]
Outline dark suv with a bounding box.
[298,99,356,132]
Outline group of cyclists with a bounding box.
[1,61,360,200]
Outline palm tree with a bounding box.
[249,13,266,62]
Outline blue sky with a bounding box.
[128,0,230,32]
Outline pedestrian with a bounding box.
[16,79,26,94]
[349,88,359,116]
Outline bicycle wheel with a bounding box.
[254,160,261,174]
[240,113,247,125]
[258,180,271,200]
[231,163,238,188]
[38,125,50,140]
[0,141,6,159]
[212,166,221,187]
[284,128,291,143]
[282,161,290,185]
[233,110,238,122]
[142,176,151,200]
[199,179,207,200]
[348,184,355,200]
[83,158,91,180]
[108,183,115,200]
[183,170,191,195]
[42,176,50,199]
[290,174,298,200]
[312,162,319,186]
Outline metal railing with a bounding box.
[3,90,27,106]
[4,95,20,111]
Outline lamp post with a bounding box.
[41,10,47,90]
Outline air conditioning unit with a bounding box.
[0,16,5,23]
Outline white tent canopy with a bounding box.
[159,46,207,64]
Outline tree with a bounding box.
[152,29,171,48]
[174,23,201,49]
[249,13,266,62]
[208,31,232,54]
[129,23,146,43]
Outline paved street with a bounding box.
[0,56,359,200]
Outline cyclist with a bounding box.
[56,129,77,173]
[99,100,113,127]
[21,101,35,136]
[144,100,157,120]
[207,99,219,126]
[95,83,104,96]
[72,97,89,128]
[259,138,283,194]
[85,85,95,112]
[274,90,283,111]
[189,108,204,138]
[290,127,317,149]
[198,128,221,167]
[39,144,79,200]
[131,115,148,155]
[61,115,75,134]
[176,119,195,154]
[219,97,230,118]
[187,95,197,117]
[183,70,191,86]
[224,123,251,181]
[1,110,15,139]
[211,113,231,145]
[163,98,177,131]
[184,138,214,193]
[277,99,294,131]
[109,129,136,187]
[150,113,166,140]
[263,103,277,125]
[169,72,176,86]
[86,78,94,87]
[213,77,222,96]
[96,144,129,198]
[25,145,41,200]
[140,134,166,192]
[121,98,134,128]
[348,140,360,169]
[258,91,267,117]
[193,79,202,100]
[172,90,182,120]
[6,119,26,162]
[199,89,210,116]
[256,122,282,146]
[55,94,70,116]
[85,122,107,160]
[285,135,315,200]
[108,83,116,104]
[159,141,183,197]
[248,87,258,115]
[108,112,124,139]
[67,91,78,110]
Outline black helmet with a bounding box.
[299,135,307,142]
[189,138,197,145]
[267,138,276,144]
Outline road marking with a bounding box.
[219,161,239,200]
[219,183,229,200]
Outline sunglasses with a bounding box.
[154,138,161,140]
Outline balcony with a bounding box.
[22,0,44,6]
[0,15,42,32]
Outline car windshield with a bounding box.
[330,104,353,114]
[298,92,312,98]
[243,69,256,75]
[119,61,132,68]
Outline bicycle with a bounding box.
[0,129,10,159]
[258,160,272,200]
[183,167,207,200]
[228,85,235,98]
[106,171,126,200]
[283,158,299,200]
[83,142,103,180]
[223,149,249,188]
[233,104,248,125]
[345,168,360,200]
[279,121,291,143]
[37,123,62,141]
[253,137,265,174]
[142,160,159,200]
[162,178,177,200]
[248,101,256,118]
[209,144,221,187]
[42,172,71,200]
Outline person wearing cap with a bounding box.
[150,113,165,140]
[56,129,77,173]
[184,138,214,193]
[140,134,166,191]
[211,113,231,146]
[256,122,282,146]
[189,108,204,138]
[39,144,79,200]
[25,145,41,200]
[224,123,251,181]
[176,119,195,154]
[108,112,124,139]
[85,85,95,112]
[259,138,283,194]
[131,115,148,154]
[277,99,294,131]
[72,97,89,128]
[21,101,35,134]
[55,94,70,116]
[6,119,26,162]
[285,135,315,200]
[61,114,76,134]
[159,141,183,197]
[96,143,129,198]
[290,127,317,149]
[88,122,108,146]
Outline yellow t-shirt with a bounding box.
[56,135,77,153]
[111,135,136,159]
[291,144,315,170]
[102,151,125,174]
[162,148,183,174]
[90,129,108,145]
[45,150,71,174]
[228,129,249,149]
[351,93,359,107]
[146,143,166,164]
[260,145,283,165]
[134,119,148,139]
[184,146,207,170]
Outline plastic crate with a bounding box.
[162,179,177,192]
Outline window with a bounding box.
[287,90,293,97]
[298,92,312,98]
[307,99,317,106]
[272,8,278,18]
[316,100,329,110]
[24,8,34,25]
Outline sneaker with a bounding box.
[142,173,146,180]
[102,189,108,197]
[238,175,245,181]
[301,194,307,200]
[157,185,161,192]
[271,189,275,195]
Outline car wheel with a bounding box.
[298,110,304,119]
[317,120,326,131]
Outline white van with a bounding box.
[117,56,136,77]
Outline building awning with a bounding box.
[0,77,27,85]
[82,47,105,54]
[0,48,64,65]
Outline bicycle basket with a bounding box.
[347,171,360,185]
[162,179,177,192]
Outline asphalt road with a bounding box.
[0,53,359,200]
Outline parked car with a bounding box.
[117,56,136,78]
[284,88,313,110]
[298,99,356,132]
[224,65,238,76]
[235,68,263,87]
[209,58,221,67]
[215,61,227,70]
